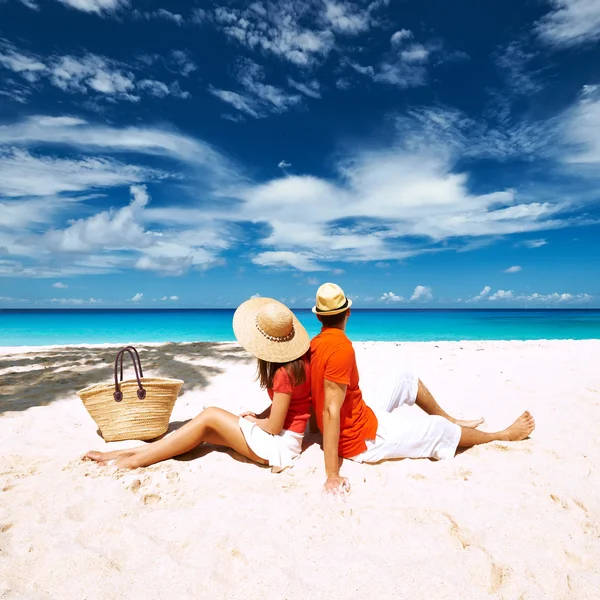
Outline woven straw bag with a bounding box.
[77,346,183,442]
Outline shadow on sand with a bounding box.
[0,342,252,416]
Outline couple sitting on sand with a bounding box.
[87,283,535,495]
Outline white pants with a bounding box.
[353,369,461,463]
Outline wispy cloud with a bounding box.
[494,40,543,96]
[0,40,190,103]
[287,78,321,99]
[53,0,128,15]
[504,265,522,273]
[519,239,548,248]
[0,148,166,197]
[0,115,236,179]
[131,292,143,302]
[210,60,302,118]
[133,8,184,25]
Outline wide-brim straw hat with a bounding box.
[312,282,353,316]
[233,297,309,363]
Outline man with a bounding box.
[310,283,536,495]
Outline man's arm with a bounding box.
[322,378,351,495]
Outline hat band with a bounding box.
[255,317,294,342]
[316,298,349,314]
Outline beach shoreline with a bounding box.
[2,339,600,599]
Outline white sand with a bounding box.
[1,340,600,599]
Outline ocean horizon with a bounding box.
[2,308,600,346]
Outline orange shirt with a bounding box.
[310,328,378,458]
[267,358,311,434]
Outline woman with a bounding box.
[85,298,311,472]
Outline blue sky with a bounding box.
[0,0,599,308]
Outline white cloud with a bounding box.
[380,291,404,302]
[1,186,232,277]
[231,135,576,267]
[410,285,433,301]
[561,88,600,164]
[131,293,143,302]
[322,0,382,35]
[52,282,68,288]
[161,295,179,301]
[472,286,492,302]
[278,160,292,168]
[488,289,514,300]
[400,44,430,63]
[54,0,128,15]
[210,3,335,67]
[18,0,39,9]
[43,185,151,253]
[504,265,522,273]
[391,29,413,45]
[307,277,319,285]
[477,288,593,304]
[50,297,102,304]
[523,292,592,303]
[287,78,321,99]
[535,0,600,47]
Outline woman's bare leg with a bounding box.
[85,407,267,468]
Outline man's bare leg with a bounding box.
[415,380,484,429]
[458,411,535,448]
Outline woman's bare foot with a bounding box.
[501,411,535,441]
[114,453,142,469]
[84,446,145,463]
[454,417,485,429]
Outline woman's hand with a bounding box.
[243,414,258,423]
[240,411,256,419]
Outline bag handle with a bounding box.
[113,347,146,402]
[118,345,144,381]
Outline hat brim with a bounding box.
[233,297,309,363]
[311,298,353,316]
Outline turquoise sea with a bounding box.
[1,309,599,346]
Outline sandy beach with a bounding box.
[1,340,600,599]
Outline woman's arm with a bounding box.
[253,391,291,435]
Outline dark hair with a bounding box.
[257,355,307,389]
[317,308,349,328]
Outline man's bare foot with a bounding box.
[501,411,535,441]
[454,418,485,429]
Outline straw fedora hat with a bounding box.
[312,282,353,316]
[233,297,309,363]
